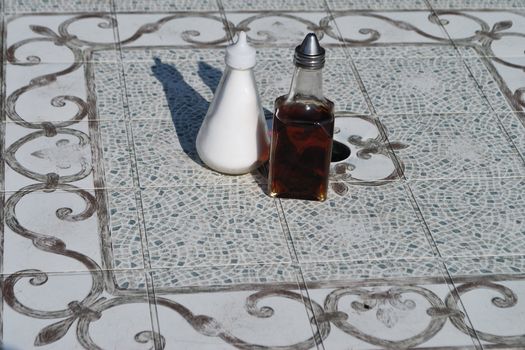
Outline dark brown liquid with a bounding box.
[268,96,334,201]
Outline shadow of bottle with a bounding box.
[150,58,222,165]
[151,57,272,193]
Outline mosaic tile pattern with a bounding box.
[106,189,145,272]
[328,0,430,10]
[4,0,112,13]
[114,0,219,11]
[354,46,491,115]
[499,112,525,159]
[131,119,265,187]
[301,258,444,284]
[429,0,525,9]
[152,264,299,291]
[222,0,326,11]
[349,45,461,59]
[98,121,134,188]
[445,256,525,276]
[141,185,292,269]
[90,60,127,120]
[281,183,434,263]
[460,53,515,114]
[382,113,525,180]
[411,178,525,257]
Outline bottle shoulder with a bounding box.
[274,95,334,124]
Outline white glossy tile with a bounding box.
[334,11,451,53]
[445,256,525,349]
[330,115,400,186]
[302,259,480,349]
[3,121,93,192]
[151,269,321,350]
[438,11,525,60]
[6,14,119,62]
[2,188,144,274]
[3,120,133,192]
[116,13,230,49]
[2,270,155,350]
[223,12,347,57]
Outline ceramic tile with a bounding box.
[281,182,434,263]
[89,60,127,121]
[223,12,347,56]
[411,178,525,258]
[3,121,93,192]
[462,53,525,113]
[114,0,219,12]
[6,14,119,62]
[300,258,444,284]
[460,53,516,114]
[499,112,525,159]
[151,269,322,350]
[302,259,480,349]
[5,63,90,122]
[334,12,451,52]
[381,112,525,180]
[430,0,525,9]
[328,0,430,10]
[151,263,300,292]
[330,115,400,185]
[437,11,525,59]
[3,120,133,192]
[2,188,144,275]
[4,0,112,13]
[116,13,229,48]
[222,0,326,11]
[354,46,491,115]
[444,256,525,349]
[141,185,292,269]
[445,255,525,277]
[2,270,155,350]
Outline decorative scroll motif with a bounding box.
[3,10,525,349]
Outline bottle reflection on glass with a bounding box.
[268,33,335,201]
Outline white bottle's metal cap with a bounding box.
[225,31,256,70]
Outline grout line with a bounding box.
[276,199,326,350]
[1,6,6,342]
[440,261,485,350]
[112,10,162,350]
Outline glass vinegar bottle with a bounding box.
[268,33,334,201]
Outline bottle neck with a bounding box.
[287,66,324,102]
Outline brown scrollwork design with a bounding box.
[446,281,525,346]
[5,128,91,183]
[236,13,324,43]
[322,286,449,349]
[111,13,233,46]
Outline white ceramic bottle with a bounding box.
[196,32,269,175]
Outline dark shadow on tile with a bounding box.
[151,58,221,164]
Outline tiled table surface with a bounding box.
[2,0,525,349]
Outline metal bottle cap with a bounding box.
[294,33,325,69]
